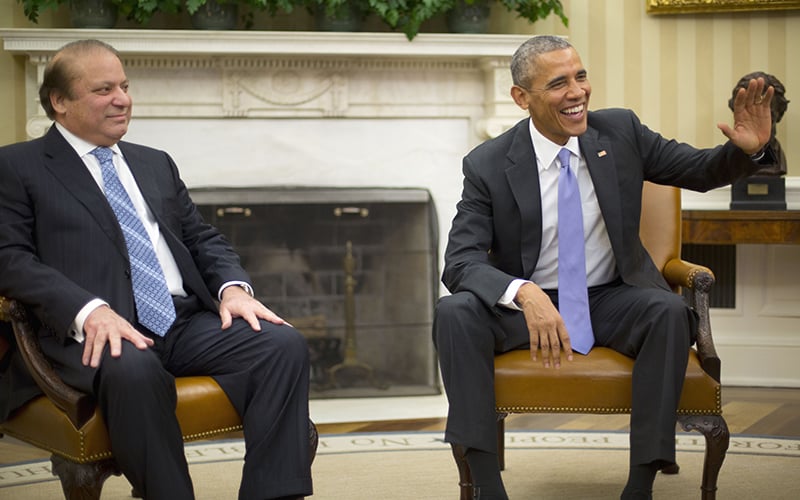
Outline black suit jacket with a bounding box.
[442,109,765,312]
[0,125,250,419]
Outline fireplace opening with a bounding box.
[192,187,441,399]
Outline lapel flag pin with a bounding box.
[597,150,607,157]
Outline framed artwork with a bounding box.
[647,0,800,15]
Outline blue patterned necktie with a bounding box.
[91,147,176,336]
[556,148,594,354]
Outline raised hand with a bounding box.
[717,77,774,155]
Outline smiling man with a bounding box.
[0,40,312,500]
[433,35,776,500]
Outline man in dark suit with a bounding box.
[0,39,312,500]
[433,36,775,500]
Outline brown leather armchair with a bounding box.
[451,183,729,500]
[0,296,318,500]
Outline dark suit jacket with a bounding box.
[442,109,766,312]
[0,125,250,420]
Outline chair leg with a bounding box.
[496,413,507,471]
[451,444,475,500]
[678,414,730,500]
[50,454,120,500]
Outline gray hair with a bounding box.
[510,36,573,90]
[39,39,121,120]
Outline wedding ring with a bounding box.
[755,96,763,105]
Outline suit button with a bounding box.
[125,269,131,279]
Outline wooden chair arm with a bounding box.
[662,258,715,292]
[0,296,95,428]
[662,259,721,382]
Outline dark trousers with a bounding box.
[40,295,312,500]
[433,281,695,466]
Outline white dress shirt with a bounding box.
[498,119,617,309]
[55,124,248,341]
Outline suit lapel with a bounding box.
[117,142,163,219]
[42,127,129,260]
[579,126,624,255]
[505,122,542,279]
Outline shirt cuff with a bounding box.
[71,298,108,343]
[218,281,254,301]
[749,145,767,162]
[498,279,531,311]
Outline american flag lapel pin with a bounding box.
[597,150,607,157]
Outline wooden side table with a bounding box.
[681,210,800,309]
[682,210,800,245]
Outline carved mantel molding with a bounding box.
[1,29,530,140]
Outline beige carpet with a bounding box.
[2,431,798,499]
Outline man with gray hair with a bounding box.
[0,39,312,500]
[434,35,775,499]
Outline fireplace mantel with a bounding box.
[1,28,531,57]
[2,29,530,140]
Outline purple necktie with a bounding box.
[557,148,594,354]
[91,147,176,336]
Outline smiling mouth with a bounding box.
[561,104,585,116]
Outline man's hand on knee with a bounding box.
[516,282,574,368]
[82,305,154,368]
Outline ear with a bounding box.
[510,85,530,111]
[50,90,67,116]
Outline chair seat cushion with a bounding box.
[1,376,242,463]
[494,347,720,415]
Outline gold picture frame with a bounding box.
[647,0,800,15]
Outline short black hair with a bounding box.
[510,35,573,90]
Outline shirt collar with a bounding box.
[55,122,123,159]
[527,118,581,172]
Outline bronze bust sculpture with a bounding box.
[728,71,789,176]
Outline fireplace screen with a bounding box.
[192,187,440,399]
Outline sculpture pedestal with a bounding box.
[730,176,786,210]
